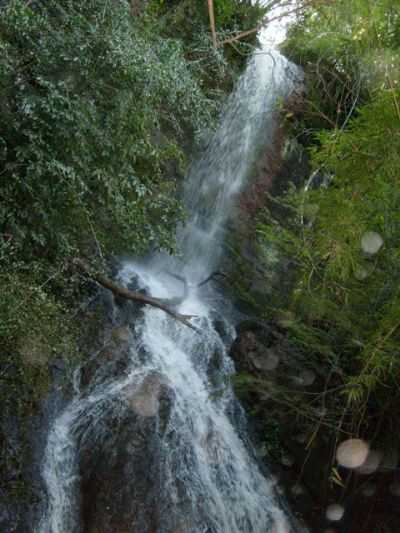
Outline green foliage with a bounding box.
[304,90,400,396]
[234,1,400,443]
[146,0,267,94]
[213,0,266,31]
[148,0,265,38]
[0,0,220,401]
[252,93,400,443]
[0,237,79,408]
[0,0,211,441]
[0,0,218,263]
[282,0,400,136]
[0,0,267,412]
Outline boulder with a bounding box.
[81,377,175,533]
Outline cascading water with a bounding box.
[181,51,297,280]
[37,47,304,533]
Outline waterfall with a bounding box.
[181,51,298,281]
[37,47,304,533]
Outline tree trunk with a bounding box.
[207,0,218,48]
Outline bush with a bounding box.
[282,0,400,137]
[253,100,400,424]
[0,0,216,263]
[234,0,400,443]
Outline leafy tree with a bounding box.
[0,0,216,263]
[145,0,267,94]
[282,0,400,136]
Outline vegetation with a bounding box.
[234,0,400,452]
[146,0,267,91]
[6,0,400,523]
[0,0,264,398]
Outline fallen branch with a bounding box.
[74,259,198,331]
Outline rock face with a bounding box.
[81,413,165,533]
[0,414,24,532]
[126,372,167,418]
[233,329,281,373]
[80,375,176,533]
[230,319,400,533]
[76,308,179,532]
[230,319,315,389]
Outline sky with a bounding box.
[258,0,298,47]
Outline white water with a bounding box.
[37,47,303,533]
[181,51,298,281]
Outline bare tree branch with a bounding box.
[218,0,323,47]
[74,259,199,331]
[197,271,227,287]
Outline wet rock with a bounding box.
[207,349,225,386]
[0,414,24,529]
[229,320,338,530]
[211,315,233,344]
[230,325,283,376]
[124,372,170,418]
[82,414,170,531]
[81,415,159,532]
[50,358,67,374]
[111,326,131,344]
[0,498,20,533]
[80,323,134,389]
[253,349,280,372]
[81,374,176,533]
[0,503,12,528]
[231,320,316,386]
[213,318,228,338]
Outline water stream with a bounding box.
[37,47,303,533]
